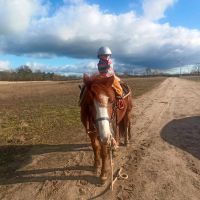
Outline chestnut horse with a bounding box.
[80,75,133,183]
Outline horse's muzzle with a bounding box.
[96,117,112,144]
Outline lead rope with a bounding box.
[110,106,129,191]
[110,141,114,190]
[110,136,128,191]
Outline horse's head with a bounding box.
[81,75,115,144]
[92,76,115,144]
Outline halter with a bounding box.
[95,117,110,123]
[95,99,117,122]
[95,100,118,137]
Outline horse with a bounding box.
[79,75,133,183]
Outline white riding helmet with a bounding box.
[97,46,112,58]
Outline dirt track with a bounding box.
[0,78,200,200]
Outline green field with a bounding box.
[0,77,166,175]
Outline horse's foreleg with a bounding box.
[89,133,101,171]
[100,143,110,184]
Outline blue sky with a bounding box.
[162,0,200,29]
[0,0,200,75]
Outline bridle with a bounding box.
[95,117,110,123]
[95,100,118,130]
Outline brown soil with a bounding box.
[0,78,200,200]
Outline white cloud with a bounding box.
[26,62,46,72]
[1,0,200,71]
[0,60,10,71]
[0,0,47,35]
[142,0,177,21]
[26,59,98,74]
[63,0,85,4]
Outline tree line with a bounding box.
[0,65,79,81]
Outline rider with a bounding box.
[97,46,123,98]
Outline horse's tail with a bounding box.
[128,120,131,140]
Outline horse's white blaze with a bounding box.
[94,94,111,143]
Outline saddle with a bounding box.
[118,82,130,98]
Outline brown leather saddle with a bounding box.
[118,82,130,98]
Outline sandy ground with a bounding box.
[0,77,200,200]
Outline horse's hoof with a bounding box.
[93,166,100,175]
[112,145,119,151]
[100,176,107,185]
[112,150,119,158]
[124,140,130,146]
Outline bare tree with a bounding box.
[146,67,152,76]
[196,63,200,76]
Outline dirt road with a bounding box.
[0,78,200,200]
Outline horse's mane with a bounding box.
[83,75,115,105]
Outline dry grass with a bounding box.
[0,77,166,175]
[0,81,84,145]
[180,76,200,82]
[123,77,167,98]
